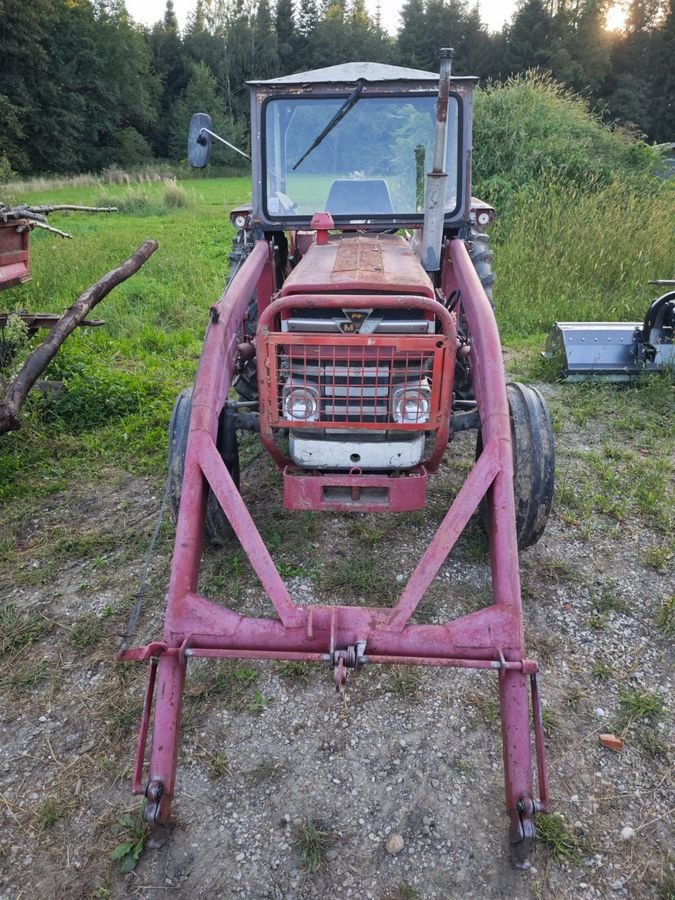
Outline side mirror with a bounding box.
[187,113,213,168]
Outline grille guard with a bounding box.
[257,293,456,472]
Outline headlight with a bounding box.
[282,381,319,421]
[391,381,431,424]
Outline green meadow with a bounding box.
[1,74,673,507]
[1,162,672,506]
[0,177,251,502]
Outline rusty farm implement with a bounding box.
[120,51,555,864]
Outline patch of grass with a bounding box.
[37,795,66,830]
[318,556,397,604]
[208,751,230,779]
[464,689,500,729]
[587,612,608,632]
[347,516,398,547]
[293,818,331,872]
[0,602,49,653]
[592,659,614,680]
[0,660,49,691]
[459,521,490,562]
[162,178,192,208]
[246,759,280,785]
[452,757,474,776]
[111,803,150,874]
[99,682,144,746]
[654,596,675,639]
[96,187,163,216]
[644,544,673,574]
[529,557,580,585]
[592,582,628,615]
[526,629,557,664]
[656,872,675,900]
[536,813,583,862]
[617,688,665,728]
[542,707,559,736]
[276,660,314,683]
[70,612,105,649]
[248,690,269,714]
[187,661,261,713]
[277,561,306,578]
[387,666,424,699]
[383,885,421,900]
[564,687,585,710]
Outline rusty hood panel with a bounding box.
[280,234,435,298]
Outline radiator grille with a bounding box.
[265,334,447,430]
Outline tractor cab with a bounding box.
[247,61,475,234]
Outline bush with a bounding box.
[473,73,660,212]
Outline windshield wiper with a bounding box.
[292,79,366,171]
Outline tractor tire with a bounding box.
[454,227,496,400]
[468,226,495,308]
[477,382,555,550]
[168,387,239,546]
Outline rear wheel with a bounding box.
[168,387,239,545]
[477,382,554,550]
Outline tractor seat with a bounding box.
[325,179,394,215]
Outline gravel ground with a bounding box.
[0,379,673,899]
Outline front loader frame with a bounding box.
[120,235,550,861]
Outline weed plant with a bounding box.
[535,812,583,862]
[293,818,331,871]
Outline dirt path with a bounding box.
[0,380,673,899]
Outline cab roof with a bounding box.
[248,62,476,87]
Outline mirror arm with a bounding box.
[199,128,251,161]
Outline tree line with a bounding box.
[0,0,672,178]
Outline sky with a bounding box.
[124,0,519,35]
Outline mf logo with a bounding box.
[338,309,372,334]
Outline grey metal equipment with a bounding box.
[544,288,675,381]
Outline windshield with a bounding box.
[263,92,461,220]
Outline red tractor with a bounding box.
[122,51,554,864]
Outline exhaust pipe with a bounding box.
[421,48,454,273]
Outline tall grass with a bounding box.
[470,72,673,338]
[1,162,250,201]
[0,177,250,503]
[493,178,674,337]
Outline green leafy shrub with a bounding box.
[473,73,660,211]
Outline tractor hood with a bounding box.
[279,234,435,298]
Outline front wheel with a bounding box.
[168,387,239,545]
[478,382,555,550]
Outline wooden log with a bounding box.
[0,240,158,435]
